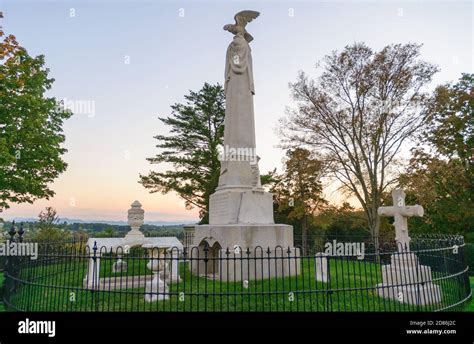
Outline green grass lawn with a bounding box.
[466,276,474,312]
[4,257,471,312]
[0,271,4,311]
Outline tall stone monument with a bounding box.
[191,11,299,280]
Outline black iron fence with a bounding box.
[2,233,471,312]
[465,243,474,276]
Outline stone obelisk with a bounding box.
[191,11,299,281]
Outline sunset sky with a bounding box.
[1,0,472,222]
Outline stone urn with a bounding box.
[125,200,145,239]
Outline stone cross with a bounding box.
[378,189,424,251]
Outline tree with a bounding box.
[0,13,73,211]
[280,43,438,244]
[271,148,327,254]
[424,73,473,170]
[33,207,70,242]
[94,226,118,238]
[399,74,473,235]
[38,207,59,227]
[140,83,225,224]
[318,203,368,236]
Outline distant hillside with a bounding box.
[6,217,197,226]
[0,220,194,240]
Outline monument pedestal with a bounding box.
[124,230,145,241]
[376,253,442,306]
[209,187,274,225]
[191,224,300,281]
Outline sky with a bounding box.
[0,0,472,222]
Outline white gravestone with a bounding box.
[315,253,328,283]
[376,189,441,305]
[112,257,127,273]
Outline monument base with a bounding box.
[190,224,300,281]
[376,253,442,305]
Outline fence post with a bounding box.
[325,256,332,312]
[10,222,20,292]
[91,241,99,311]
[203,242,209,312]
[8,221,16,241]
[17,223,24,243]
[3,222,18,309]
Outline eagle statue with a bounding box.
[223,10,260,43]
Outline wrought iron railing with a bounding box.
[2,232,471,312]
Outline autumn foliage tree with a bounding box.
[270,148,327,254]
[281,43,438,244]
[400,74,473,235]
[0,13,73,211]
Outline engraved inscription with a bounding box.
[210,193,230,223]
